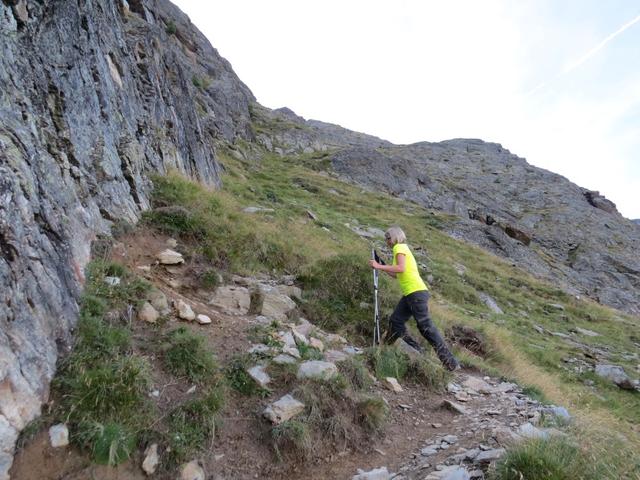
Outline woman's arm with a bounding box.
[369,254,405,278]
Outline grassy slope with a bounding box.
[207,146,640,476]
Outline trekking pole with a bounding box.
[372,248,381,346]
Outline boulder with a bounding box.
[297,361,338,380]
[263,394,306,424]
[138,302,159,323]
[157,249,184,265]
[48,424,69,448]
[209,285,251,314]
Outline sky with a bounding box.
[173,0,640,219]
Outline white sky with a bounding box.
[173,0,640,219]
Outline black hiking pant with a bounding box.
[384,290,459,370]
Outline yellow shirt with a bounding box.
[393,243,428,296]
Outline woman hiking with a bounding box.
[369,226,459,371]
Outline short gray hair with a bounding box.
[385,226,406,245]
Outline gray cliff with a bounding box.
[0,0,253,475]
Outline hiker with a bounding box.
[369,226,459,371]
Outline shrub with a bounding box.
[163,327,217,384]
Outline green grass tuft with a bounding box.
[271,420,312,461]
[367,345,409,380]
[163,327,217,384]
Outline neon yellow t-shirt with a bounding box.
[393,243,428,296]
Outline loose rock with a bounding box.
[179,460,205,480]
[352,467,390,480]
[138,302,159,323]
[383,377,403,393]
[196,314,212,325]
[142,443,159,475]
[48,424,69,448]
[157,249,184,265]
[263,394,306,424]
[297,360,338,380]
[177,300,196,321]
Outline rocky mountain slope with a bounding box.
[1,0,639,477]
[251,107,640,316]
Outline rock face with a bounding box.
[0,0,254,475]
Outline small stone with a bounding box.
[196,314,212,325]
[49,424,69,448]
[150,390,160,397]
[309,337,324,351]
[177,300,196,321]
[352,467,390,480]
[137,265,152,272]
[283,345,301,359]
[383,377,403,393]
[179,460,205,480]
[243,206,274,213]
[324,349,348,363]
[148,288,169,313]
[443,435,458,444]
[142,443,159,475]
[248,344,271,355]
[138,302,159,323]
[186,385,197,394]
[166,238,178,248]
[441,400,468,415]
[104,276,121,286]
[263,394,305,424]
[474,448,505,463]
[247,365,271,387]
[421,447,439,456]
[272,354,298,365]
[297,360,338,380]
[293,330,309,346]
[157,249,184,265]
[432,423,442,428]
